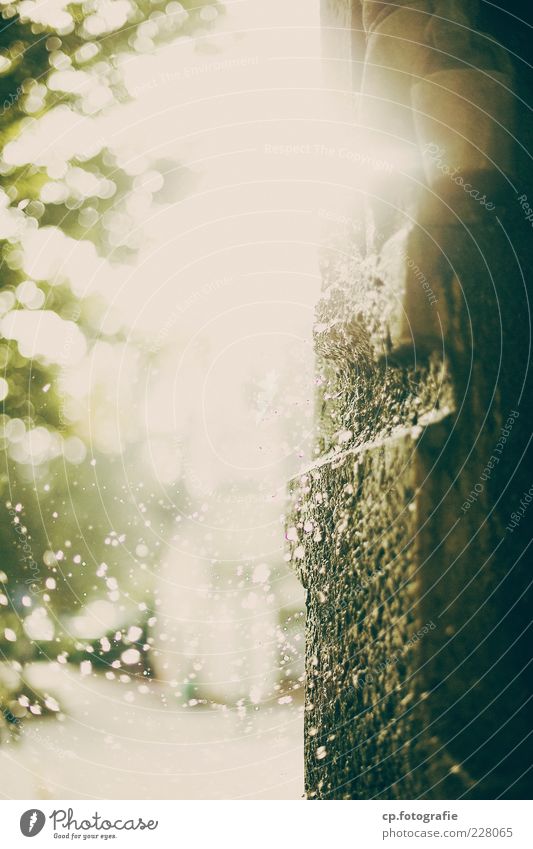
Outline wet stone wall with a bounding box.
[287,0,533,799]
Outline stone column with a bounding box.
[288,0,533,799]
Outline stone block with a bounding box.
[289,400,533,798]
[304,0,533,804]
[377,225,447,358]
[414,69,517,198]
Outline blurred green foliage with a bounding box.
[0,0,217,738]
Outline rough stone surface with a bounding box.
[289,0,533,800]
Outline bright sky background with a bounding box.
[4,0,327,491]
